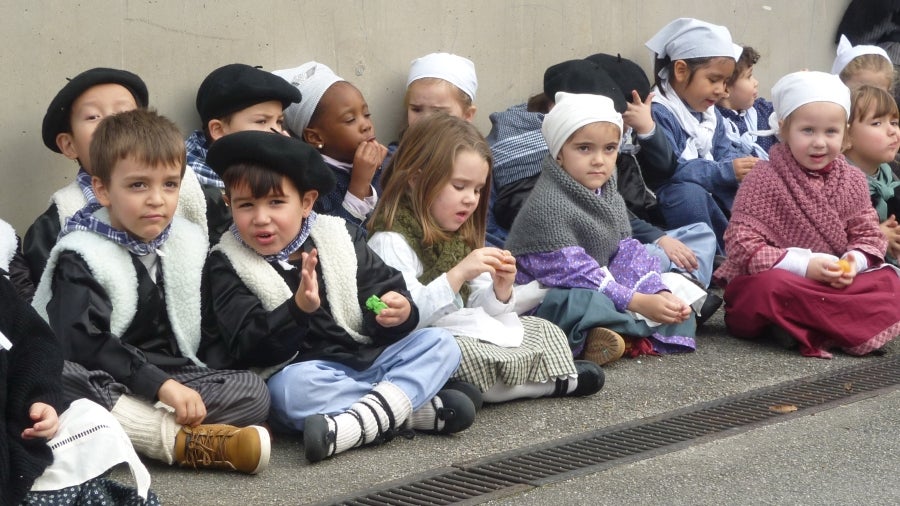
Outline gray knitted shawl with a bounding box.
[505,155,631,265]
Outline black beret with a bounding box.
[586,53,652,106]
[196,64,302,126]
[206,130,336,196]
[42,67,149,152]
[543,59,627,113]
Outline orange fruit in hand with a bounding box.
[837,259,852,273]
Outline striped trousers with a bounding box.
[61,361,271,427]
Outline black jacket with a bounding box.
[200,222,419,372]
[45,252,189,401]
[23,204,60,288]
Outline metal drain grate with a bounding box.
[325,355,900,506]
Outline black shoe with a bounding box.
[696,292,723,328]
[554,360,605,397]
[441,379,484,411]
[421,390,476,434]
[303,414,334,463]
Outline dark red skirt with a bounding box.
[723,267,900,358]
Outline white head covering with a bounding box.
[407,52,478,101]
[542,92,623,158]
[770,71,851,129]
[272,61,346,134]
[831,34,893,75]
[645,18,741,78]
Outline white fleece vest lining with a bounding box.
[50,168,209,244]
[0,219,16,274]
[213,214,372,345]
[32,213,206,366]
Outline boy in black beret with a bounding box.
[200,130,474,464]
[32,109,272,475]
[185,63,302,244]
[24,67,208,287]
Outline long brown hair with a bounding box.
[371,112,491,248]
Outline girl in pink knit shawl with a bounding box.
[714,71,900,358]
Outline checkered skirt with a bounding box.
[452,316,576,391]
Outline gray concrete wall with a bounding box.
[0,0,849,232]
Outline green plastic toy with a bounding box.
[366,294,388,314]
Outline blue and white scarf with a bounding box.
[718,107,769,160]
[76,167,102,207]
[651,80,717,161]
[185,129,225,188]
[229,211,317,270]
[60,205,171,257]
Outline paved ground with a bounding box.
[116,308,900,505]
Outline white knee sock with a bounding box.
[410,396,444,432]
[329,381,413,454]
[481,376,578,403]
[111,394,180,464]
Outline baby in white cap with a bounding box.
[405,52,478,126]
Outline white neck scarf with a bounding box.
[722,107,769,160]
[652,80,716,161]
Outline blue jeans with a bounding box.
[656,182,730,253]
[266,328,460,432]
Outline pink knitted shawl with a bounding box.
[716,143,885,283]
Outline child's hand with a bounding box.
[622,90,655,135]
[656,235,699,272]
[881,215,900,259]
[348,140,388,200]
[732,157,759,182]
[375,291,411,327]
[627,292,691,324]
[21,402,59,440]
[831,254,858,289]
[158,379,207,427]
[447,247,509,293]
[294,249,321,313]
[806,256,853,288]
[491,250,517,303]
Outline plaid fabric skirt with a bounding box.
[453,316,577,392]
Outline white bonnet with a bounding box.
[542,92,623,158]
[646,18,741,78]
[831,34,892,75]
[407,52,478,101]
[770,71,851,127]
[273,61,346,134]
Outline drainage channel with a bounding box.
[323,355,900,506]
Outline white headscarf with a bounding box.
[542,92,623,158]
[273,61,346,134]
[831,34,892,75]
[407,52,478,101]
[769,71,851,129]
[645,18,740,79]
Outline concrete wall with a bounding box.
[0,0,850,232]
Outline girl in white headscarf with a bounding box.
[644,18,757,253]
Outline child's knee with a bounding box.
[413,328,462,369]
